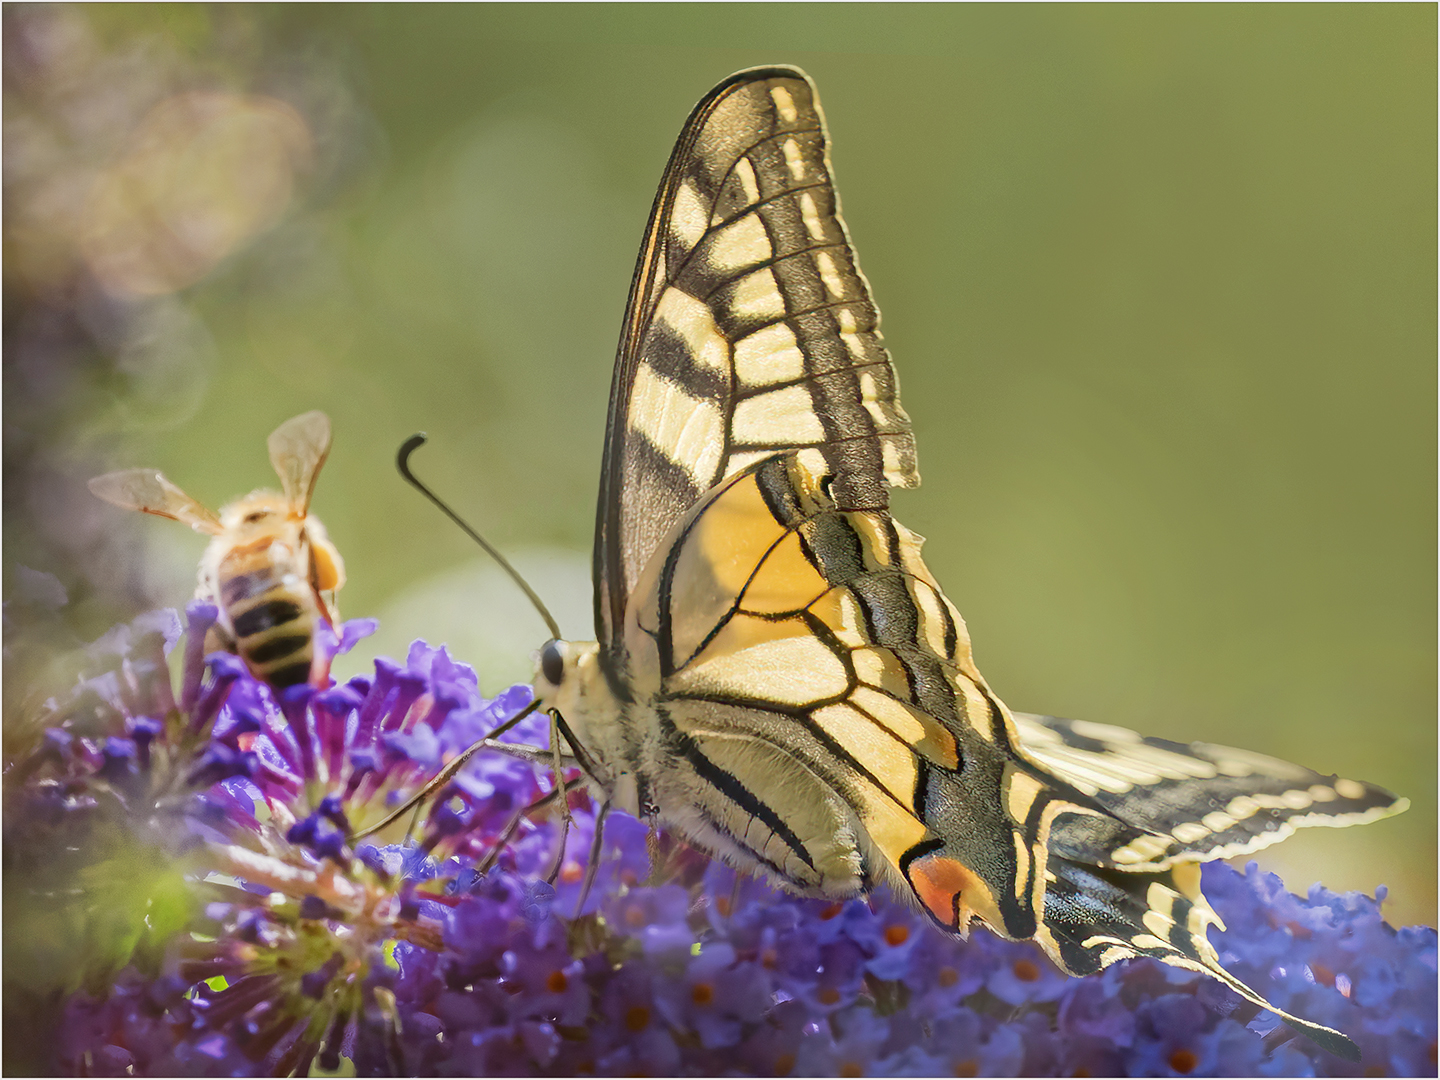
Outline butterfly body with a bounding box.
[525,67,1404,1060]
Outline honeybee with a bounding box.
[89,411,345,691]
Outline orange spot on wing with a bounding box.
[908,851,1006,932]
[908,853,975,926]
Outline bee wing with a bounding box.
[267,411,332,516]
[88,469,224,535]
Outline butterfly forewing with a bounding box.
[595,67,918,672]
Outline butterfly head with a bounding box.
[532,636,632,802]
[532,637,603,721]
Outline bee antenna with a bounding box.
[396,434,562,641]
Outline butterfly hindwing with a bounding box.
[624,452,1054,940]
[1039,857,1362,1060]
[595,66,918,676]
[618,451,1398,1060]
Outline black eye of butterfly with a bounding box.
[540,639,565,686]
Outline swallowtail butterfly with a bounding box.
[530,66,1405,1060]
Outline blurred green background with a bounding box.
[5,4,1433,925]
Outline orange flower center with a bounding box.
[1169,1049,1198,1074]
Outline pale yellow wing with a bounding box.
[88,469,223,535]
[267,411,332,516]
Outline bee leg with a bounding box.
[574,800,612,918]
[204,622,236,655]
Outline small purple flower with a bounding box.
[985,939,1072,1006]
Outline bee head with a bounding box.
[219,490,294,532]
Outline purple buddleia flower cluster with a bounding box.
[11,606,1436,1077]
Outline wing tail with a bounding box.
[1040,856,1361,1061]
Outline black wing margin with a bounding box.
[593,66,919,682]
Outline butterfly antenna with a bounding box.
[396,434,562,641]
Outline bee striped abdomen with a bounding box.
[218,544,316,689]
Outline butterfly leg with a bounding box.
[545,811,571,884]
[476,775,587,875]
[574,800,612,918]
[646,825,663,886]
[543,709,576,885]
[348,698,541,841]
[403,800,426,844]
[726,868,746,921]
[475,801,532,874]
[541,707,607,886]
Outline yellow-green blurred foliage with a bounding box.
[5,0,1433,944]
